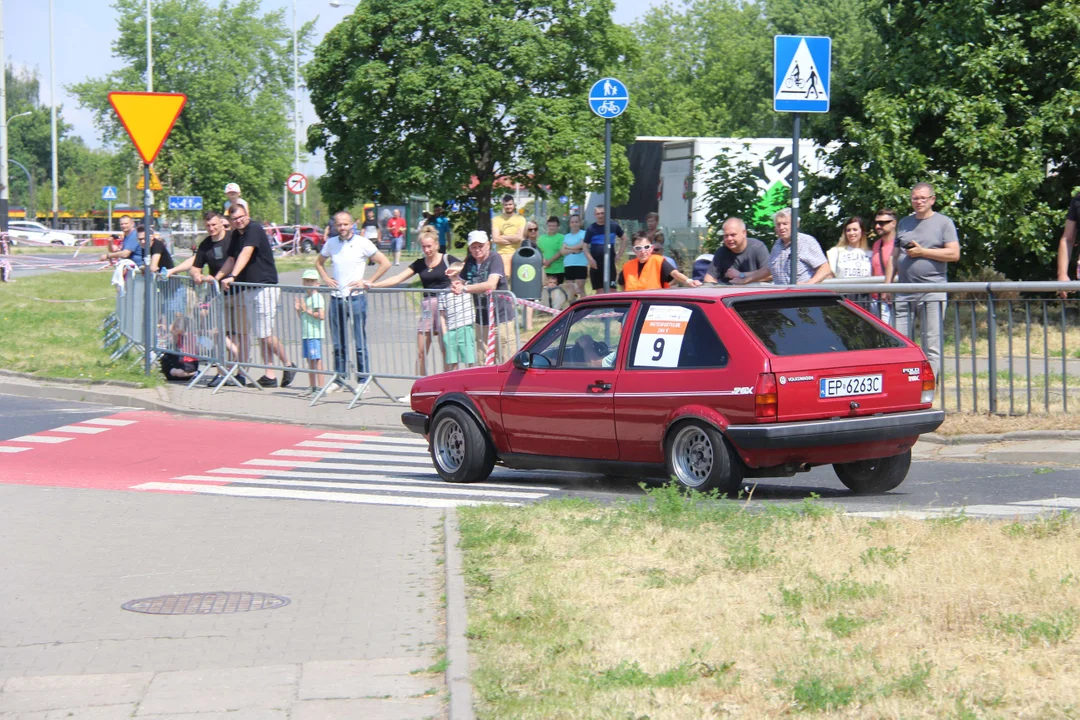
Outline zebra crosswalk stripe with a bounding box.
[206,467,562,492]
[317,432,428,446]
[133,482,520,508]
[270,449,433,465]
[173,475,550,500]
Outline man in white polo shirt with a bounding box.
[316,210,392,382]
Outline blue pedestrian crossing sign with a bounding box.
[168,196,203,211]
[101,186,118,201]
[774,36,831,113]
[589,78,629,119]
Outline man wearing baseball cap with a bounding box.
[451,230,516,363]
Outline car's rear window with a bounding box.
[732,296,904,356]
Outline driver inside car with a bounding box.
[572,334,617,369]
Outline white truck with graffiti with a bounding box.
[655,137,836,229]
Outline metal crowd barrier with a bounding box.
[151,276,233,388]
[110,269,151,364]
[216,281,355,404]
[825,280,1080,416]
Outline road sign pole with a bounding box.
[142,162,153,375]
[108,200,113,233]
[790,112,800,286]
[602,118,612,293]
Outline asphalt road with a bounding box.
[2,394,1077,518]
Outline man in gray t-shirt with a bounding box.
[885,182,961,381]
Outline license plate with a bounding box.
[820,374,882,398]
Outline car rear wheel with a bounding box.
[430,405,495,484]
[833,449,911,494]
[665,421,743,495]
[300,238,314,254]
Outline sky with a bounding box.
[3,0,656,180]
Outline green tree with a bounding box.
[4,64,88,219]
[628,0,774,138]
[804,0,1080,279]
[305,0,637,232]
[69,0,310,215]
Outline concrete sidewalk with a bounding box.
[0,484,454,719]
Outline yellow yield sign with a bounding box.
[108,92,187,165]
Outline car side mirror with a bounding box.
[512,351,532,371]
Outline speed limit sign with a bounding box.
[287,172,307,195]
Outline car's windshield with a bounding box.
[733,296,904,356]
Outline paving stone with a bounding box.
[291,697,443,720]
[0,705,138,720]
[136,711,288,720]
[135,665,297,716]
[0,672,152,713]
[298,658,433,701]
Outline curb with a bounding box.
[921,430,1080,445]
[444,510,476,720]
[0,380,408,433]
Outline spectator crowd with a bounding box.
[150,181,968,386]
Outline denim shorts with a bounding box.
[302,338,323,361]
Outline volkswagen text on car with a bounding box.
[402,288,944,495]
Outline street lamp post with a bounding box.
[8,159,33,223]
[1,111,33,230]
[293,0,300,225]
[49,0,59,229]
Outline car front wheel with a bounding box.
[665,421,743,496]
[301,238,313,254]
[430,405,495,484]
[833,449,911,494]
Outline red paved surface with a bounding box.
[0,411,332,492]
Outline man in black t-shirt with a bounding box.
[703,218,771,285]
[168,211,248,384]
[138,226,175,273]
[221,203,296,387]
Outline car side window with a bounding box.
[523,314,571,368]
[561,306,628,369]
[526,306,628,369]
[628,303,728,369]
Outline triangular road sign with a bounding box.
[775,39,828,104]
[108,91,187,165]
[136,166,164,191]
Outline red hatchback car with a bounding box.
[402,287,944,495]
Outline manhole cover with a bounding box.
[121,591,290,615]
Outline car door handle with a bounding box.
[587,381,613,392]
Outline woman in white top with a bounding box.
[827,216,873,279]
[827,216,874,306]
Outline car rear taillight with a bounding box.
[920,361,936,404]
[755,372,778,421]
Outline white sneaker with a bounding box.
[397,396,410,404]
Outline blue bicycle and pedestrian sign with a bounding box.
[774,36,831,113]
[588,78,629,118]
[101,186,118,201]
[168,196,203,211]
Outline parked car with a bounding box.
[7,220,77,246]
[276,225,325,253]
[402,287,944,495]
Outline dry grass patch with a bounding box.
[459,489,1080,718]
[937,412,1080,436]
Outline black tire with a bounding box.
[833,449,911,494]
[664,421,743,496]
[429,405,495,484]
[51,239,64,245]
[300,238,314,254]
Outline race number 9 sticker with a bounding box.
[632,305,692,368]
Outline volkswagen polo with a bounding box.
[402,287,944,495]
